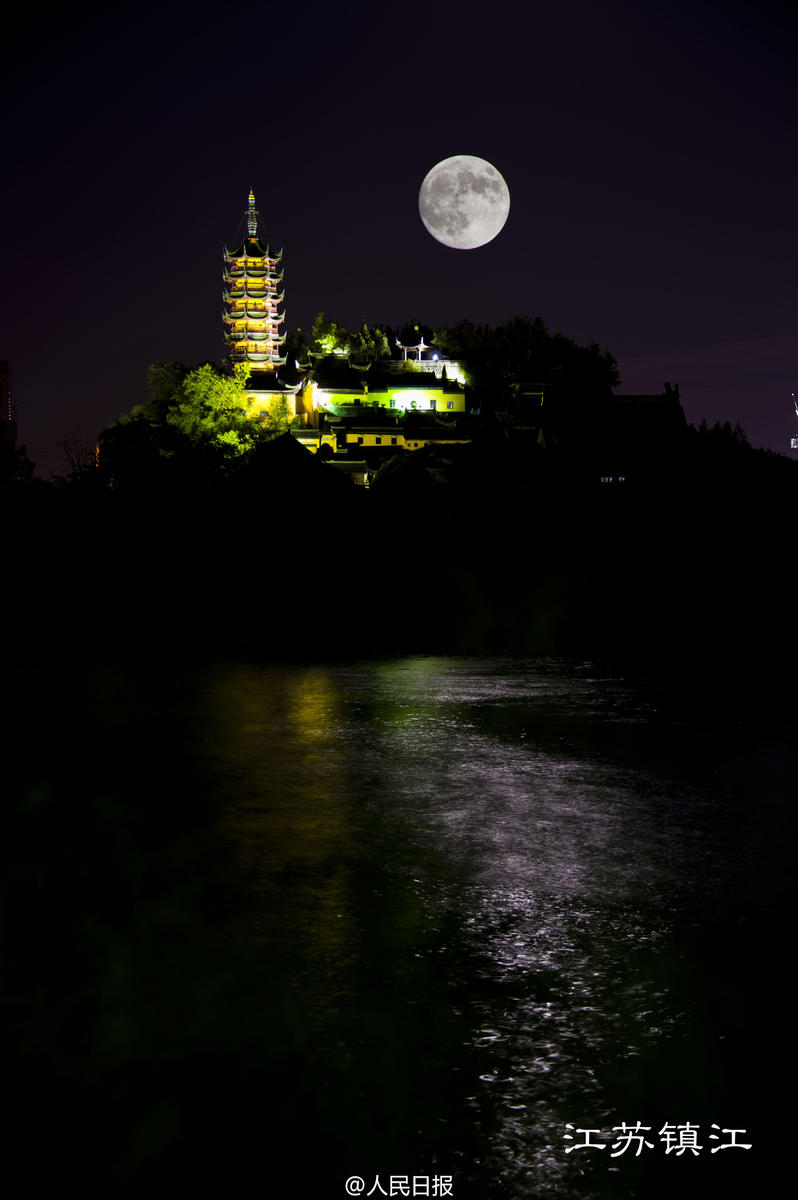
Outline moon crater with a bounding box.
[419,155,510,250]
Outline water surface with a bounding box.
[4,657,791,1198]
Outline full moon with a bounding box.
[418,155,510,250]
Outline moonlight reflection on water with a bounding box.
[6,656,787,1197]
[199,658,781,1199]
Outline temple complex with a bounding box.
[220,191,472,457]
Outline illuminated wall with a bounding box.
[293,430,338,452]
[342,430,469,452]
[246,390,298,420]
[370,386,465,413]
[302,379,465,415]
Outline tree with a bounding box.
[695,418,751,449]
[434,316,618,396]
[165,362,261,450]
[433,315,619,444]
[349,321,390,363]
[57,427,98,484]
[310,313,390,363]
[98,361,295,488]
[147,361,190,417]
[311,312,351,357]
[283,327,310,367]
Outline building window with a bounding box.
[357,437,364,444]
[446,401,454,409]
[375,437,382,445]
[391,437,397,445]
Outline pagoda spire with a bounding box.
[247,189,258,238]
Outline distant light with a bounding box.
[433,354,439,361]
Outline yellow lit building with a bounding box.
[223,190,287,369]
[223,190,302,419]
[297,357,467,429]
[332,425,470,452]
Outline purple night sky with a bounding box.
[3,0,796,476]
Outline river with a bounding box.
[3,657,792,1197]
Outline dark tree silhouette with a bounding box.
[433,316,619,445]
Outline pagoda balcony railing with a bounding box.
[224,279,270,293]
[224,259,281,270]
[224,285,271,297]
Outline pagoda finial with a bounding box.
[247,189,258,238]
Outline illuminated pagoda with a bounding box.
[223,190,287,370]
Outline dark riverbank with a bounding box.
[6,424,797,736]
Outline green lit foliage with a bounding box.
[262,393,297,434]
[99,361,295,488]
[165,362,261,451]
[311,313,390,363]
[312,312,350,356]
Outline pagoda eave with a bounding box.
[224,194,287,385]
